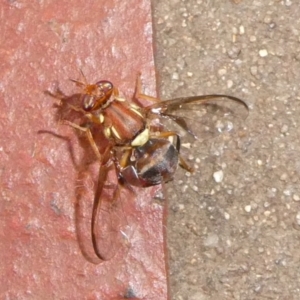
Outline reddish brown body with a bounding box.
[48,74,248,262]
[103,101,146,145]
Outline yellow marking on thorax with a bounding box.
[111,126,121,140]
[131,128,150,147]
[104,127,111,139]
[99,113,104,123]
[115,96,126,102]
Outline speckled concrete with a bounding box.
[153,1,300,299]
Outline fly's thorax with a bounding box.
[100,100,148,146]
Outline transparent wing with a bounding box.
[145,94,249,142]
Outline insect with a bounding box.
[46,73,248,262]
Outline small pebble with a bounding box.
[213,170,224,183]
[285,0,292,7]
[182,143,191,149]
[296,212,300,225]
[227,80,233,88]
[178,204,185,210]
[259,49,268,57]
[245,205,252,213]
[281,124,289,133]
[280,173,288,181]
[218,68,227,76]
[293,194,300,201]
[192,185,199,192]
[258,247,264,253]
[224,212,230,220]
[172,72,179,80]
[264,210,271,217]
[226,239,232,247]
[239,25,245,35]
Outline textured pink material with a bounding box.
[0,1,168,299]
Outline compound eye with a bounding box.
[82,94,97,111]
[82,81,114,111]
[96,80,113,95]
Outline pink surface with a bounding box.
[0,1,168,299]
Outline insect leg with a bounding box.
[91,148,132,260]
[44,88,67,106]
[91,159,110,261]
[179,155,194,173]
[61,120,102,161]
[118,148,133,169]
[151,130,181,152]
[134,73,161,104]
[65,103,103,125]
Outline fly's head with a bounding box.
[82,80,114,111]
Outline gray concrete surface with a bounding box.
[153,1,300,299]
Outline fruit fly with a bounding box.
[46,73,248,262]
